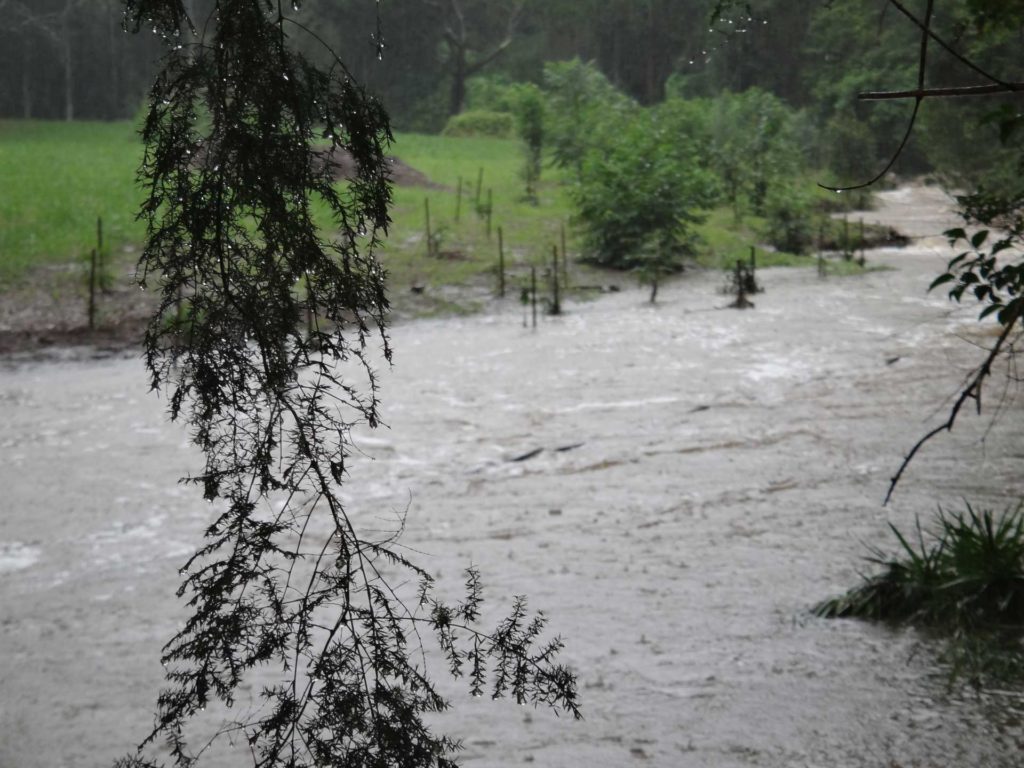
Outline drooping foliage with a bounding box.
[115,2,578,766]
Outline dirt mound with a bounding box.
[316,147,445,189]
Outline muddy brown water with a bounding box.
[2,186,1023,767]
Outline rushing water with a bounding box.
[2,187,1023,767]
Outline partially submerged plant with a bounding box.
[816,501,1024,682]
[817,502,1024,629]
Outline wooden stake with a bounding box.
[306,278,315,341]
[455,176,462,223]
[551,244,561,315]
[497,226,505,298]
[475,167,484,210]
[859,217,866,266]
[96,215,106,293]
[530,266,537,328]
[88,248,97,331]
[560,221,569,288]
[424,197,433,257]
[486,188,493,240]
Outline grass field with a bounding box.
[0,121,145,285]
[0,120,869,313]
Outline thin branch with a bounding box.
[861,82,1024,100]
[820,0,934,193]
[819,98,921,192]
[887,0,1014,90]
[884,306,1022,505]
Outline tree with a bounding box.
[114,2,578,766]
[510,82,545,202]
[1,0,90,120]
[572,99,719,300]
[427,0,527,116]
[542,58,634,179]
[701,87,803,219]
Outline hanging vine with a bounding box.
[115,2,579,766]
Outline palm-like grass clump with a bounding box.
[816,502,1024,681]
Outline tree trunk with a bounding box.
[108,0,121,118]
[448,43,466,116]
[21,36,32,119]
[61,5,74,121]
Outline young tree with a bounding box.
[115,2,578,766]
[572,99,719,300]
[542,58,634,179]
[510,82,545,202]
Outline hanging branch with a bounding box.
[115,2,578,766]
[860,82,1024,100]
[884,304,1022,505]
[820,0,934,192]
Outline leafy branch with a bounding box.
[886,199,1024,504]
[115,2,578,766]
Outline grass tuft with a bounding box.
[816,501,1024,683]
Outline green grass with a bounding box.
[378,133,581,299]
[0,120,876,308]
[0,120,145,285]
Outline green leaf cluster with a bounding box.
[570,98,719,280]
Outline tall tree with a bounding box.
[428,0,526,115]
[115,1,578,766]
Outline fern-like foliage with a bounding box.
[115,3,579,766]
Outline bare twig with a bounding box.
[861,82,1024,100]
[884,306,1023,505]
[886,0,1014,89]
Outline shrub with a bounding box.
[816,501,1024,681]
[464,74,520,113]
[762,183,817,255]
[817,502,1024,628]
[511,83,545,202]
[543,58,634,177]
[441,110,516,139]
[572,104,718,277]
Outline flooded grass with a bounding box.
[1,121,874,315]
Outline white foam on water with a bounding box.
[0,541,41,573]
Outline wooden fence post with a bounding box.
[88,248,97,330]
[424,197,433,257]
[531,266,537,328]
[486,188,493,240]
[551,244,561,315]
[497,226,505,298]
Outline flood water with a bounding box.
[2,186,1023,767]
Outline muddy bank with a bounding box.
[1,185,1023,767]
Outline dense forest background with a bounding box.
[1,0,1021,184]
